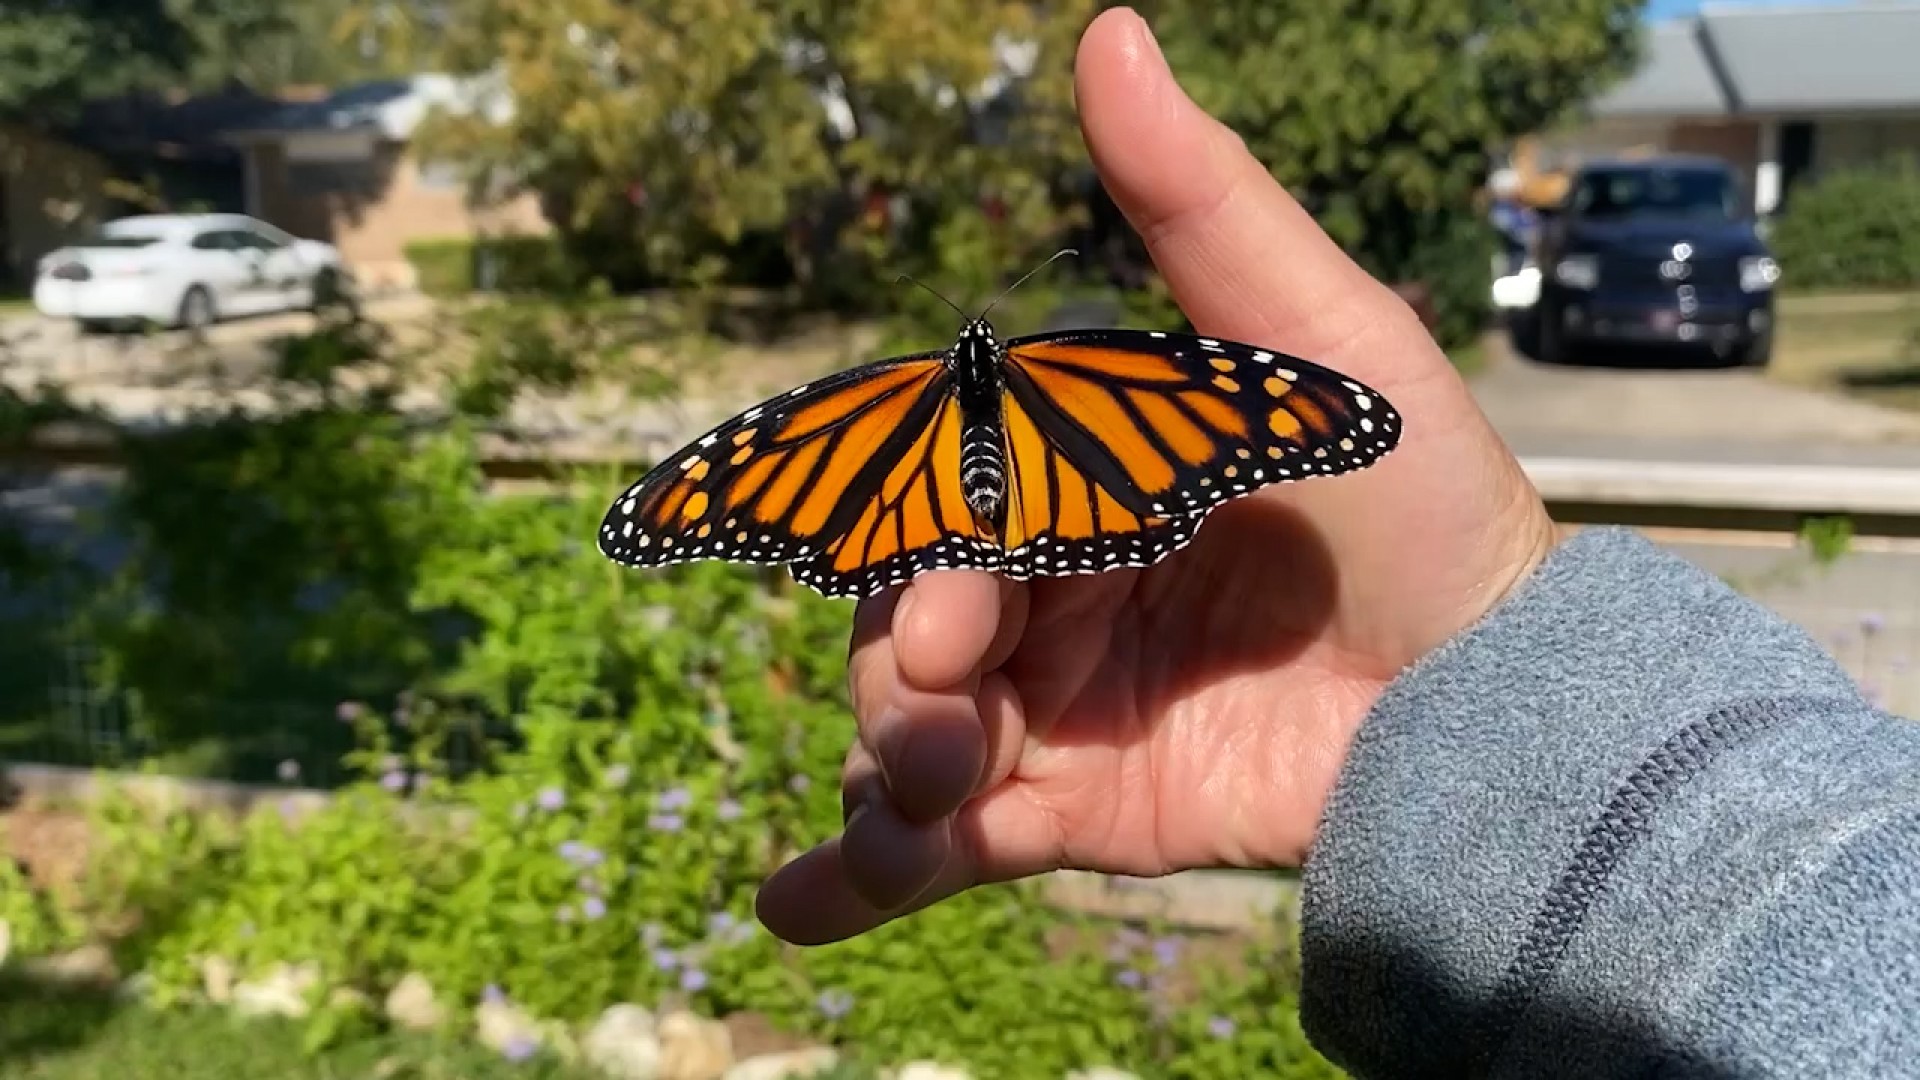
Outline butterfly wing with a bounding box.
[992,328,1401,577]
[785,387,1008,598]
[598,353,967,579]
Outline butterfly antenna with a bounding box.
[895,273,968,320]
[978,247,1080,321]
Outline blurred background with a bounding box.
[1,0,1917,1076]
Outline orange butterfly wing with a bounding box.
[991,328,1401,578]
[598,354,966,576]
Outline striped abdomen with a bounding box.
[960,422,1005,523]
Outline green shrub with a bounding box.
[403,235,578,297]
[0,855,83,958]
[1771,155,1920,291]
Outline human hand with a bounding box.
[755,6,1559,945]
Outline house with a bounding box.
[221,75,552,291]
[1524,0,1920,214]
[2,86,285,286]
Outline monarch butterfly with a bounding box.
[597,259,1402,599]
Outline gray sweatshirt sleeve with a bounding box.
[1298,525,1920,1079]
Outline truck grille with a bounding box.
[1599,253,1739,290]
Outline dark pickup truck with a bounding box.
[1528,154,1780,368]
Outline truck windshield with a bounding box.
[1570,166,1740,220]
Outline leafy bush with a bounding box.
[403,235,578,297]
[69,482,1343,1074]
[0,855,83,958]
[1771,156,1920,291]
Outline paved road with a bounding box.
[1469,332,1920,466]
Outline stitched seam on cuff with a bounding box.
[1463,695,1848,1075]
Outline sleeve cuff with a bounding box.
[1296,525,1869,1075]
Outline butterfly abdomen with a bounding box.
[960,423,1006,523]
[951,320,1010,528]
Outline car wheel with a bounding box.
[176,286,216,333]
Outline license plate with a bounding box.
[1650,310,1680,332]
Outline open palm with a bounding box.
[756,7,1557,946]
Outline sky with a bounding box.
[1645,0,1869,19]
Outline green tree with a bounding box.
[170,0,404,92]
[1141,0,1645,342]
[347,0,1096,304]
[0,0,194,120]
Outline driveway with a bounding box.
[1469,332,1920,467]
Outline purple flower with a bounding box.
[657,786,692,811]
[816,988,855,1020]
[679,967,708,992]
[559,840,584,861]
[1152,936,1183,967]
[482,984,506,1005]
[1863,612,1887,635]
[652,947,680,971]
[648,813,684,833]
[536,787,565,811]
[336,701,364,722]
[708,911,737,936]
[716,798,743,822]
[380,770,408,793]
[276,759,301,782]
[582,896,607,920]
[788,775,812,795]
[1207,1015,1237,1039]
[604,764,631,787]
[501,1034,538,1061]
[1115,969,1145,989]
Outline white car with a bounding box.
[31,213,351,332]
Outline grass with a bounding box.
[1769,290,1920,411]
[0,973,600,1080]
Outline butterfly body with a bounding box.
[599,318,1401,599]
[951,319,1013,532]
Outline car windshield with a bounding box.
[1570,166,1740,220]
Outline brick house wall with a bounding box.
[243,135,550,292]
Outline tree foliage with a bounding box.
[171,0,403,92]
[0,0,194,120]
[354,0,1096,304]
[1145,0,1645,276]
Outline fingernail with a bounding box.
[843,773,880,826]
[1127,10,1170,77]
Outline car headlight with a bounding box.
[1739,256,1781,292]
[1554,254,1599,290]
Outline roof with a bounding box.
[1701,1,1920,111]
[1590,22,1732,116]
[223,74,511,143]
[64,85,284,161]
[1593,0,1920,117]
